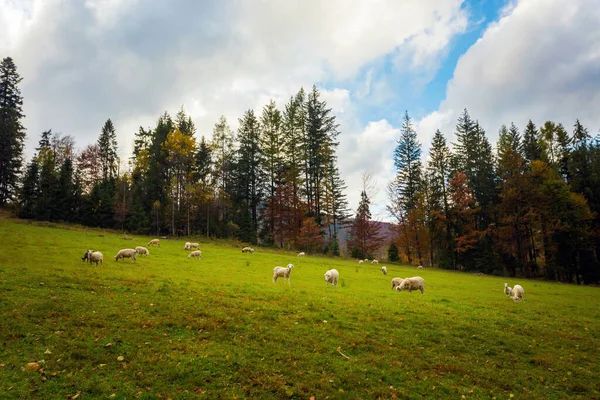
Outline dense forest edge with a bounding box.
[1,56,599,283]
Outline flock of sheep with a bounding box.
[80,239,526,302]
[80,238,205,267]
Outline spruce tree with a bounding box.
[392,110,422,211]
[19,158,40,219]
[0,57,26,205]
[522,119,541,163]
[98,119,119,180]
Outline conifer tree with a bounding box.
[98,119,119,180]
[0,57,26,205]
[522,119,541,163]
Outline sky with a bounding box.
[1,0,599,220]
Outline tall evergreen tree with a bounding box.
[392,111,422,211]
[19,158,40,219]
[0,57,26,205]
[233,109,263,243]
[304,85,339,225]
[522,119,541,163]
[98,119,119,180]
[427,129,452,268]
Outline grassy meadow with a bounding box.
[1,217,600,399]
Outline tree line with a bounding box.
[1,57,599,283]
[379,111,600,284]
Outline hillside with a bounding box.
[1,218,599,399]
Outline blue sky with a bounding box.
[1,0,599,219]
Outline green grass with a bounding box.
[1,217,599,399]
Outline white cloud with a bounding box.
[419,0,600,148]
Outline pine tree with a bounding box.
[98,119,119,180]
[304,85,339,225]
[427,129,452,268]
[0,57,26,205]
[260,100,284,243]
[56,157,78,221]
[19,158,40,219]
[347,190,383,259]
[392,111,422,211]
[233,109,263,243]
[522,119,541,163]
[387,242,399,262]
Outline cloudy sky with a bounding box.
[1,0,599,219]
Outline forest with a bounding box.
[1,57,599,283]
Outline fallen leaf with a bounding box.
[25,362,39,372]
[44,349,52,355]
[117,356,124,362]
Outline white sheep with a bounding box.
[364,259,369,263]
[297,252,305,257]
[397,276,425,294]
[147,239,160,247]
[273,264,293,284]
[241,247,254,253]
[391,277,404,290]
[135,246,149,256]
[371,259,379,264]
[358,260,364,264]
[86,250,103,266]
[324,269,339,287]
[114,248,137,262]
[512,284,525,302]
[187,250,202,259]
[416,265,423,270]
[184,242,200,251]
[504,283,513,297]
[381,266,387,275]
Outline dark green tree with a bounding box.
[388,241,399,262]
[0,57,26,205]
[19,158,40,219]
[522,120,541,163]
[98,119,119,180]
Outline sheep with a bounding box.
[391,277,404,290]
[364,259,369,263]
[297,252,305,257]
[504,283,513,297]
[416,265,423,270]
[81,249,93,262]
[273,264,293,284]
[86,250,103,266]
[397,276,425,294]
[135,246,149,256]
[371,259,379,264]
[358,260,364,264]
[324,269,339,287]
[381,266,387,275]
[241,247,254,253]
[512,284,525,302]
[114,248,137,262]
[187,250,202,259]
[147,239,160,247]
[184,242,200,251]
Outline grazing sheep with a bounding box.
[297,252,305,257]
[397,276,425,294]
[184,242,200,251]
[504,283,513,297]
[114,248,137,262]
[391,277,404,290]
[416,265,423,270]
[81,249,93,262]
[324,269,339,287]
[86,250,103,267]
[358,260,364,264]
[364,259,369,263]
[273,264,293,284]
[241,247,254,253]
[135,246,149,256]
[187,250,202,259]
[147,239,160,247]
[381,266,387,275]
[512,284,525,302]
[371,259,379,264]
